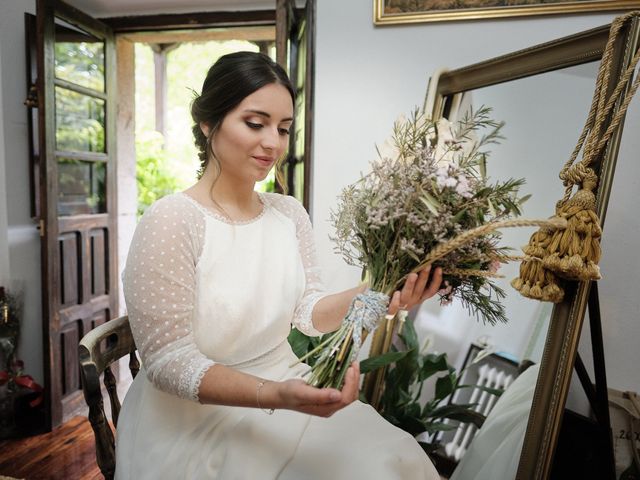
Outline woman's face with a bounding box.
[208,82,293,184]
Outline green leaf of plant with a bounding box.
[399,317,419,351]
[422,422,458,433]
[406,402,421,419]
[479,153,487,180]
[458,384,505,397]
[443,410,486,428]
[418,441,440,455]
[419,194,440,215]
[398,414,427,437]
[419,353,449,381]
[435,373,456,401]
[360,350,411,374]
[487,198,496,217]
[287,328,311,359]
[430,403,477,418]
[518,193,531,206]
[451,208,468,224]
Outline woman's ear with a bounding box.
[200,122,211,137]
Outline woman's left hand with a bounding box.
[387,265,443,316]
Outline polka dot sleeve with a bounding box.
[270,194,328,337]
[122,194,213,402]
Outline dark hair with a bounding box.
[191,51,295,185]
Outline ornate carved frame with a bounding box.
[374,1,640,25]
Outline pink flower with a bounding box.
[489,259,501,274]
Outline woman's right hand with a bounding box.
[266,362,360,418]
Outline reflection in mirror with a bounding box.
[57,158,106,216]
[414,61,600,477]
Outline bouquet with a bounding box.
[294,107,564,389]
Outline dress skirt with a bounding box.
[114,341,439,480]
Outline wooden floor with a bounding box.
[0,415,102,480]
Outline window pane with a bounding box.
[54,21,105,91]
[55,86,105,153]
[57,158,106,216]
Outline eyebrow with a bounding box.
[244,109,293,122]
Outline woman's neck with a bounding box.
[186,169,260,219]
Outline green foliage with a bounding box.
[288,328,324,367]
[373,318,497,453]
[136,131,180,217]
[289,317,501,454]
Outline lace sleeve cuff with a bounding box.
[292,291,327,337]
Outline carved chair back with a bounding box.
[79,315,139,480]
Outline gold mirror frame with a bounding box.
[363,17,640,480]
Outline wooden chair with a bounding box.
[79,315,139,480]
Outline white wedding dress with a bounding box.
[115,191,439,480]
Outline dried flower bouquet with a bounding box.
[294,107,564,389]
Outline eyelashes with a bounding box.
[245,121,290,136]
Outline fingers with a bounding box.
[299,386,341,405]
[340,362,360,403]
[387,291,401,315]
[412,265,431,299]
[299,363,360,418]
[388,265,444,314]
[420,266,443,301]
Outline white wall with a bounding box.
[312,0,639,409]
[0,1,42,383]
[0,39,10,284]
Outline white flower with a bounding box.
[377,136,400,161]
[455,174,473,198]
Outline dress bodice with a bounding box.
[122,191,326,402]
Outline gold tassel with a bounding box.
[511,256,565,303]
[511,221,566,303]
[541,174,602,282]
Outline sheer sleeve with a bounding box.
[276,195,329,337]
[122,194,214,402]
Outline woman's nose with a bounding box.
[261,127,280,150]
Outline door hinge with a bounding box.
[37,219,45,237]
[24,84,38,108]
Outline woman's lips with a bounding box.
[253,156,274,166]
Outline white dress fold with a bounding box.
[115,192,438,480]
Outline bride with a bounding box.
[115,51,442,480]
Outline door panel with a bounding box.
[36,0,117,428]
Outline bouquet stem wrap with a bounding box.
[296,289,389,389]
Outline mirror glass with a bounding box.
[413,61,600,475]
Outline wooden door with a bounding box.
[276,0,316,210]
[36,0,117,429]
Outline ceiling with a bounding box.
[64,0,275,18]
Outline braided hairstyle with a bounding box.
[191,51,294,189]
